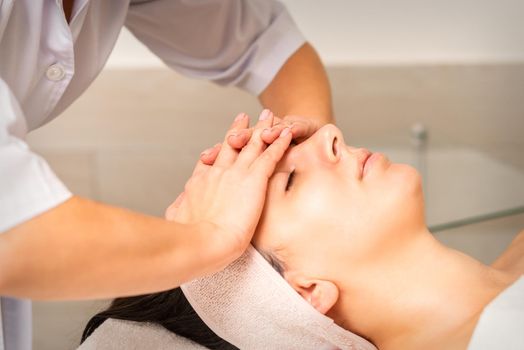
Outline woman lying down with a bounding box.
[79,121,524,350]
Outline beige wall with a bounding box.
[109,0,524,68]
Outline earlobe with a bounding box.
[292,278,339,315]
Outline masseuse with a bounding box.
[0,1,333,349]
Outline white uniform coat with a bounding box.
[0,1,304,348]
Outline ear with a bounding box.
[290,277,339,314]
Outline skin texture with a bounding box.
[248,124,523,350]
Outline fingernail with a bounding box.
[280,128,291,137]
[259,109,270,121]
[200,149,211,157]
[262,128,271,135]
[234,113,246,122]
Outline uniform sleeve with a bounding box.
[125,0,306,95]
[0,78,71,232]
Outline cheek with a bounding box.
[295,187,334,217]
[290,179,360,247]
[258,185,344,266]
[295,171,349,210]
[291,175,353,235]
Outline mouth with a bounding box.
[363,151,387,178]
[360,150,373,178]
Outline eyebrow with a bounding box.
[258,249,285,276]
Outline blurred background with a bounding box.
[26,0,524,348]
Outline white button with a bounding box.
[46,63,66,81]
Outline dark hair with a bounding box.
[81,287,238,349]
[81,250,284,349]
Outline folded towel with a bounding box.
[78,318,208,350]
[181,245,377,350]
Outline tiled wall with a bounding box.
[27,64,524,349]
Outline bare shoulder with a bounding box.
[491,229,524,277]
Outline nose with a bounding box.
[315,124,344,163]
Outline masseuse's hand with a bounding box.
[166,110,292,263]
[259,114,322,144]
[199,115,322,165]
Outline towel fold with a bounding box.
[181,245,377,350]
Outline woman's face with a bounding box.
[253,124,425,290]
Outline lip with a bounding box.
[357,149,372,178]
[362,152,382,177]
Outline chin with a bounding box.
[388,163,422,194]
[384,164,425,223]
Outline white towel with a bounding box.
[181,245,377,350]
[78,318,208,350]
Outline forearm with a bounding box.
[0,196,228,300]
[259,43,334,124]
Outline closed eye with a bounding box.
[285,170,295,191]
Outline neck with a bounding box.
[336,229,513,350]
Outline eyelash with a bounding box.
[285,170,295,191]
